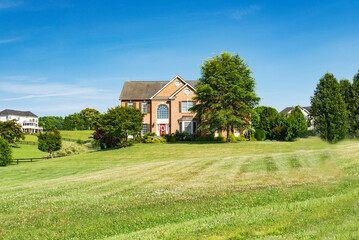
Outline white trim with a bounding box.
[169,83,188,99]
[150,75,195,99]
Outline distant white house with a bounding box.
[0,109,43,134]
[279,105,314,130]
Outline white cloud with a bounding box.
[0,82,103,101]
[229,5,262,20]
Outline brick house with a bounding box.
[119,76,199,136]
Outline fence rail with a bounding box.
[13,155,65,165]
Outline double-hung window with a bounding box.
[141,102,148,113]
[181,101,194,113]
[142,124,148,136]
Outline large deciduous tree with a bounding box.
[310,73,348,143]
[192,52,260,142]
[0,120,25,144]
[80,108,100,130]
[38,130,62,158]
[93,106,144,149]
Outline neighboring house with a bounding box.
[119,76,199,136]
[0,109,43,134]
[119,75,244,137]
[279,105,314,129]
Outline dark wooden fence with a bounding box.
[13,155,65,165]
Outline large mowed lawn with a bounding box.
[1,137,359,239]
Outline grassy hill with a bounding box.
[1,137,358,239]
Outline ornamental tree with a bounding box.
[0,120,25,144]
[191,52,260,142]
[38,129,62,158]
[310,73,348,143]
[93,106,144,149]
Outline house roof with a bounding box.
[279,106,311,114]
[119,79,199,100]
[0,109,38,117]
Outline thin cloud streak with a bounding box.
[0,0,22,9]
[229,5,262,20]
[0,37,22,44]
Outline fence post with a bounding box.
[17,159,19,165]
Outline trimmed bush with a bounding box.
[230,133,237,142]
[195,135,215,141]
[152,138,161,143]
[237,135,249,141]
[52,141,87,157]
[142,132,155,142]
[254,129,266,141]
[0,137,12,166]
[159,137,167,143]
[145,136,153,143]
[216,133,225,142]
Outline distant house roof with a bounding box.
[119,80,199,100]
[279,106,311,115]
[0,109,38,117]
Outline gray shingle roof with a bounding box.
[119,80,199,100]
[0,109,38,117]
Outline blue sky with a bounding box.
[0,0,358,116]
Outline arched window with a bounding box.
[157,105,169,119]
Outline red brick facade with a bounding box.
[120,76,198,136]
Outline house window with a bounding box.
[179,121,197,134]
[157,105,169,119]
[128,102,134,108]
[142,102,148,113]
[181,101,194,113]
[175,81,181,87]
[142,124,148,136]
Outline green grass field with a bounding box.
[1,137,359,239]
[23,130,93,142]
[12,144,46,159]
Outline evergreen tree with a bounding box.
[310,73,348,143]
[285,106,307,141]
[350,71,359,137]
[192,52,260,142]
[0,137,12,166]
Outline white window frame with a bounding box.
[128,102,134,108]
[181,101,194,113]
[157,105,169,119]
[141,102,148,113]
[179,121,197,134]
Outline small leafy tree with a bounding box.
[0,137,12,166]
[192,52,260,142]
[38,130,62,158]
[93,106,144,149]
[253,106,278,138]
[0,120,25,144]
[80,108,100,130]
[310,73,348,143]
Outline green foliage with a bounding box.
[62,113,86,130]
[216,133,225,142]
[237,134,249,141]
[145,136,153,143]
[76,139,83,145]
[350,71,359,137]
[39,116,64,130]
[311,73,348,143]
[0,137,12,166]
[0,120,25,144]
[159,137,167,143]
[249,135,257,141]
[229,133,237,142]
[80,108,100,130]
[152,138,161,143]
[195,135,215,141]
[254,129,266,141]
[142,132,155,142]
[192,52,260,142]
[270,125,286,141]
[285,106,307,141]
[173,130,197,141]
[253,106,278,134]
[93,106,144,148]
[38,130,62,158]
[52,141,87,157]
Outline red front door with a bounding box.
[159,124,166,136]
